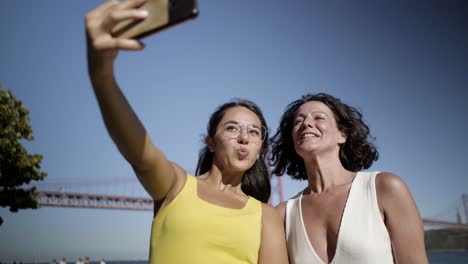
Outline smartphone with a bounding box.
[112,0,198,39]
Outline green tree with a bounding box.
[0,85,47,225]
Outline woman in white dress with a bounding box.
[271,93,428,264]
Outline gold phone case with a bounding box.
[112,0,198,39]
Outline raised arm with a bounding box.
[85,0,185,201]
[259,204,289,264]
[376,172,428,264]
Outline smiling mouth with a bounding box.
[298,132,320,144]
[301,132,319,139]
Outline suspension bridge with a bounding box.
[31,176,468,229]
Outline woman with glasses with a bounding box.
[85,1,288,263]
[270,93,428,264]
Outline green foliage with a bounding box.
[0,84,47,225]
[425,229,468,250]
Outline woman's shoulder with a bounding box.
[374,171,415,212]
[163,162,189,200]
[275,201,287,223]
[261,203,284,229]
[375,171,408,194]
[262,203,281,219]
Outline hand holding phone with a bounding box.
[112,0,198,39]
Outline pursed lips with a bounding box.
[236,147,250,158]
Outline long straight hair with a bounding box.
[195,99,271,203]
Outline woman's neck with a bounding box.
[303,153,354,194]
[202,164,244,193]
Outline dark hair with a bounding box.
[195,99,271,203]
[270,93,379,180]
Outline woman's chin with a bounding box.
[230,160,256,173]
[296,145,321,157]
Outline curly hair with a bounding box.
[270,93,379,180]
[195,99,271,203]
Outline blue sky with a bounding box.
[1,0,467,262]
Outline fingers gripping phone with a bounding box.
[112,0,198,39]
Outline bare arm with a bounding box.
[85,0,184,201]
[376,172,428,264]
[275,201,287,226]
[259,204,289,264]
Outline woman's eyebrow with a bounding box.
[223,120,239,125]
[296,111,328,117]
[223,120,261,129]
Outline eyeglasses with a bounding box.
[217,121,266,143]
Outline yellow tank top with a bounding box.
[149,174,262,264]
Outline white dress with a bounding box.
[285,171,394,264]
